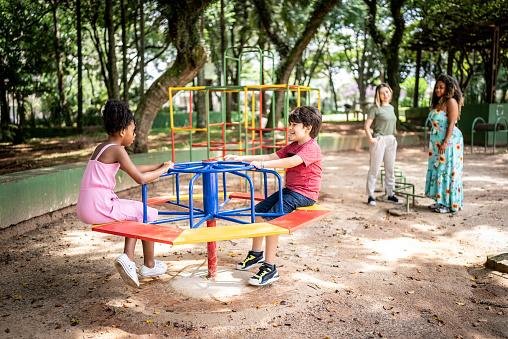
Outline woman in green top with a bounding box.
[364,83,399,206]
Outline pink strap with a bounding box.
[92,143,117,160]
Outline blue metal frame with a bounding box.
[141,161,284,228]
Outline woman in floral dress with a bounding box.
[425,74,464,213]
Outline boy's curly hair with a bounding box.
[288,106,322,139]
[102,99,135,135]
[431,74,464,118]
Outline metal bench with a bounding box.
[471,116,508,154]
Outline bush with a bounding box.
[83,106,102,127]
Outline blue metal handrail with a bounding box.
[142,161,285,228]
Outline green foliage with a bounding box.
[400,76,428,107]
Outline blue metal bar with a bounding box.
[157,200,204,214]
[142,184,148,223]
[175,173,181,204]
[188,171,203,228]
[231,170,256,222]
[158,210,204,216]
[222,172,227,202]
[192,213,213,229]
[263,171,268,198]
[219,207,254,215]
[215,215,251,224]
[150,214,206,224]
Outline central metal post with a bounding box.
[202,165,218,279]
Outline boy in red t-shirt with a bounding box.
[225,106,323,286]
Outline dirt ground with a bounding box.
[1,146,508,338]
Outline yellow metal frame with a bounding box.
[167,84,321,158]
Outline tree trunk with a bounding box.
[196,16,206,129]
[413,47,421,108]
[105,0,119,99]
[138,0,145,100]
[133,0,212,153]
[220,0,226,85]
[76,0,83,132]
[259,0,340,127]
[52,1,70,126]
[133,47,207,152]
[0,74,9,129]
[447,48,454,75]
[13,93,25,144]
[364,0,405,120]
[326,61,339,112]
[485,25,500,103]
[120,0,128,101]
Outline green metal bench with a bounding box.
[393,182,427,213]
[471,116,508,154]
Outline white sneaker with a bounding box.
[114,254,139,288]
[139,260,167,278]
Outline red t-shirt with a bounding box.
[276,138,322,201]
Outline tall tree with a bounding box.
[253,0,340,125]
[120,0,128,101]
[76,0,83,131]
[138,0,145,98]
[0,1,54,136]
[331,1,382,115]
[105,0,119,99]
[133,0,214,152]
[364,0,406,119]
[51,0,71,126]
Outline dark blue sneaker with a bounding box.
[248,263,279,286]
[387,195,399,204]
[236,250,264,271]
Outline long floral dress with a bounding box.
[425,109,464,212]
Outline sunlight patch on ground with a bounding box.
[363,236,461,264]
[292,272,345,290]
[356,262,393,273]
[363,224,508,267]
[169,266,253,300]
[463,175,508,185]
[60,230,123,257]
[410,223,440,233]
[451,225,508,254]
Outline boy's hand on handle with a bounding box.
[368,138,378,145]
[161,161,174,173]
[250,160,264,169]
[224,154,241,161]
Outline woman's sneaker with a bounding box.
[236,250,264,270]
[433,205,451,214]
[428,203,439,210]
[367,196,376,206]
[114,254,139,288]
[248,263,279,286]
[139,260,168,278]
[387,195,400,204]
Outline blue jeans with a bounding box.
[255,188,315,221]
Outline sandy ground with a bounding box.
[1,147,507,338]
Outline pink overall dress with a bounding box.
[76,143,158,224]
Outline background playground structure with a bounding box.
[167,47,321,162]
